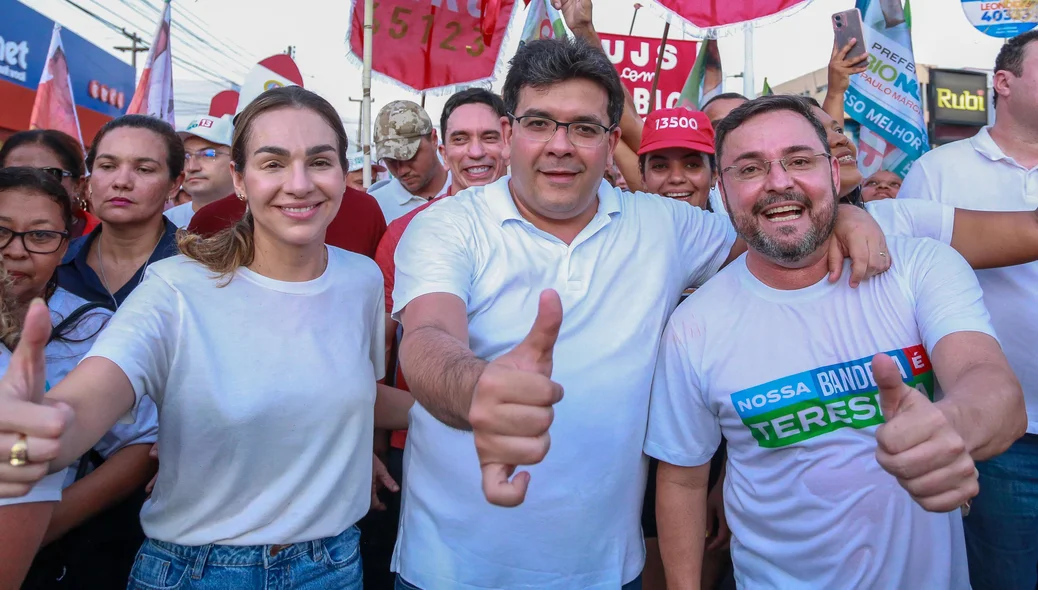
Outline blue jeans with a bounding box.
[127,525,362,590]
[396,573,643,589]
[964,434,1038,590]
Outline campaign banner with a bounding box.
[960,0,1037,38]
[127,0,174,125]
[844,0,929,174]
[29,25,83,146]
[347,0,516,92]
[731,345,934,449]
[598,33,698,116]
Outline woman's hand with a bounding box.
[0,300,71,498]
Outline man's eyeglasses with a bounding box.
[185,148,229,162]
[38,167,74,181]
[721,153,831,183]
[0,226,69,254]
[509,113,614,148]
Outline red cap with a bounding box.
[638,108,715,156]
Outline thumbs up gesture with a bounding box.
[0,299,68,498]
[470,290,564,507]
[873,353,978,513]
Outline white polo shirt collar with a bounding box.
[483,177,622,238]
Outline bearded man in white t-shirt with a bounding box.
[645,95,1027,589]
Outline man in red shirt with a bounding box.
[187,186,386,259]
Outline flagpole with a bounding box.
[648,19,670,115]
[743,22,755,99]
[628,3,642,36]
[362,0,374,188]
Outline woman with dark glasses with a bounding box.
[0,167,159,589]
[0,130,100,239]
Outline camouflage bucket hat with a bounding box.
[375,100,434,161]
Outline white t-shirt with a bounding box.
[369,171,451,223]
[163,202,195,228]
[900,126,1038,434]
[85,247,385,545]
[866,198,955,244]
[0,288,158,505]
[645,237,994,590]
[391,177,737,589]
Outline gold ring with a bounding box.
[879,252,887,258]
[9,435,28,466]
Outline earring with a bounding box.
[237,192,246,202]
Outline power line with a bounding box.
[123,0,252,72]
[105,0,251,77]
[62,0,243,87]
[142,0,257,63]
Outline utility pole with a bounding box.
[114,29,148,69]
[348,96,371,145]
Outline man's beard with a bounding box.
[729,189,838,265]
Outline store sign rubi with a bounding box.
[929,69,989,127]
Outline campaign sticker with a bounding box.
[961,0,1038,38]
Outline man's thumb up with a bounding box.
[507,289,563,377]
[874,353,922,420]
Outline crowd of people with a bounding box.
[0,0,1036,588]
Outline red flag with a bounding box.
[128,0,174,124]
[29,24,83,147]
[348,0,516,92]
[659,0,812,29]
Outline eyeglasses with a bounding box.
[509,113,614,148]
[185,148,229,162]
[0,226,69,254]
[38,167,74,181]
[721,153,831,183]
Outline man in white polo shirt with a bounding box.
[165,115,234,228]
[390,38,889,590]
[646,95,1025,590]
[369,101,450,223]
[900,30,1038,590]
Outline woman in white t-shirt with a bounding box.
[0,87,412,590]
[0,167,158,588]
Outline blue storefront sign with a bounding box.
[0,0,134,118]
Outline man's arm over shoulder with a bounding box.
[910,240,1027,459]
[394,204,486,430]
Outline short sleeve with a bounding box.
[644,313,722,467]
[898,160,937,202]
[0,469,68,505]
[907,239,997,352]
[672,203,738,289]
[392,206,476,320]
[84,270,179,422]
[866,199,955,245]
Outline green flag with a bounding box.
[678,39,722,109]
[761,77,774,96]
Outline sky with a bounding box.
[20,0,1012,140]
